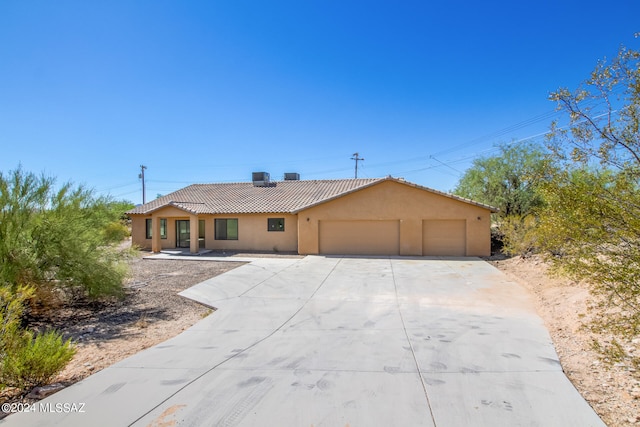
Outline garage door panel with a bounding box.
[423,220,466,256]
[319,220,400,255]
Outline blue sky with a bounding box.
[1,1,638,204]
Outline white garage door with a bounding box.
[423,220,466,256]
[319,220,400,255]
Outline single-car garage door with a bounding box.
[423,219,466,256]
[319,220,400,255]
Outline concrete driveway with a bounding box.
[2,256,604,426]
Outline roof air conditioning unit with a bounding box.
[252,172,270,187]
[284,173,300,181]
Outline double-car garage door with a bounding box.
[318,219,467,256]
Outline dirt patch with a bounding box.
[489,255,640,426]
[1,255,242,407]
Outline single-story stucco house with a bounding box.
[127,174,497,256]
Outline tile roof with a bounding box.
[127,178,381,215]
[126,177,498,215]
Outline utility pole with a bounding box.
[351,152,364,178]
[139,165,147,204]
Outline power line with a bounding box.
[430,109,561,158]
[96,181,139,192]
[110,189,142,199]
[113,100,626,195]
[429,156,463,174]
[388,108,621,180]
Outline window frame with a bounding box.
[215,218,239,240]
[267,218,285,232]
[146,218,168,239]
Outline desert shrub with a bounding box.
[103,221,130,242]
[0,167,132,301]
[541,44,640,367]
[0,285,75,390]
[500,215,539,257]
[0,286,32,352]
[534,168,640,342]
[1,330,75,389]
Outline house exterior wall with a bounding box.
[205,213,298,252]
[131,216,149,248]
[131,210,298,253]
[296,180,491,256]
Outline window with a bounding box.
[215,219,238,240]
[160,219,167,239]
[199,219,205,248]
[146,219,167,239]
[268,218,285,232]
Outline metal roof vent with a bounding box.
[252,172,270,187]
[284,172,300,181]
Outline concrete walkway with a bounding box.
[2,256,604,426]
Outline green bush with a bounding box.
[500,215,539,257]
[103,221,130,241]
[0,286,31,352]
[0,167,133,301]
[540,44,640,367]
[0,285,75,390]
[534,168,640,341]
[1,330,75,389]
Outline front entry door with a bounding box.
[176,220,190,248]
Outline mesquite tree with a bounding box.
[540,43,640,351]
[0,167,132,300]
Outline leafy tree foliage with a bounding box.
[0,167,132,390]
[548,45,640,171]
[0,167,133,299]
[535,168,640,337]
[453,142,550,218]
[540,44,640,347]
[0,168,130,388]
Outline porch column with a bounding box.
[151,216,161,253]
[189,214,199,254]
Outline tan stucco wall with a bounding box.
[131,216,149,248]
[297,180,491,256]
[131,210,298,253]
[205,213,298,252]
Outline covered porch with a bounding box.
[148,214,206,254]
